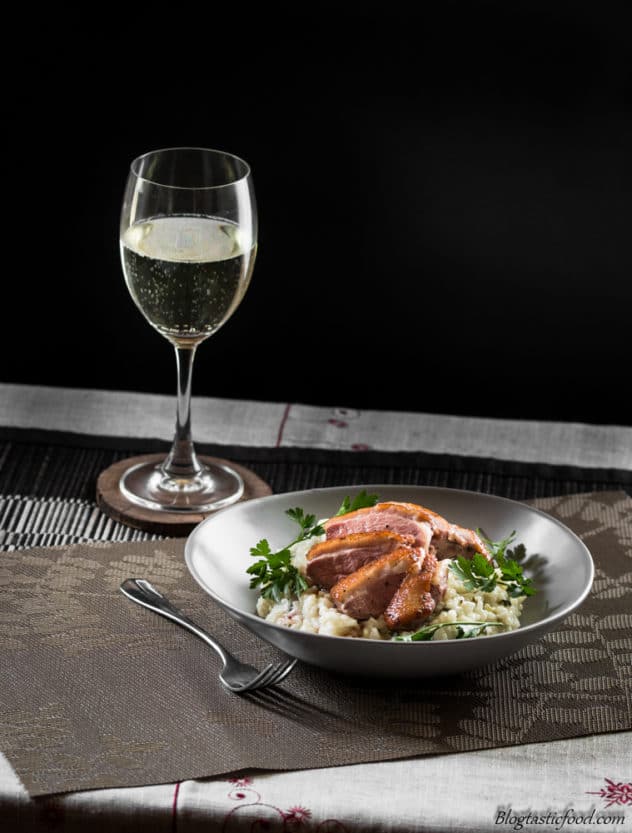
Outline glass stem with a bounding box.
[162,345,203,479]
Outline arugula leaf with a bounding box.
[394,621,504,641]
[454,622,502,639]
[334,489,379,517]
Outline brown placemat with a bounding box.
[1,491,630,797]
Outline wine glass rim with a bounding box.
[130,146,251,190]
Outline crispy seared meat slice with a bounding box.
[324,503,433,549]
[383,551,448,631]
[324,501,489,561]
[329,547,422,620]
[306,531,415,590]
[435,525,489,560]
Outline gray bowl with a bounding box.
[185,485,594,677]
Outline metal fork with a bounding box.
[120,579,297,693]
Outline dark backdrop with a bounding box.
[7,7,631,425]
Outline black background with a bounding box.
[7,6,631,425]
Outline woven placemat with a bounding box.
[0,490,630,797]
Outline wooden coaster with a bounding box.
[96,453,272,536]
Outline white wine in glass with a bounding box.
[119,147,257,512]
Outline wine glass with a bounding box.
[119,147,257,513]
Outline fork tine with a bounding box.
[250,658,297,691]
[247,663,284,690]
[267,659,297,687]
[226,662,277,693]
[222,656,298,693]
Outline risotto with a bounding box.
[256,534,525,641]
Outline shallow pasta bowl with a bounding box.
[184,485,594,678]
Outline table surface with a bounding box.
[1,383,630,833]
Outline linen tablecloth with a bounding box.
[1,383,630,832]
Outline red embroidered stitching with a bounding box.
[276,403,292,447]
[172,781,181,832]
[586,778,632,807]
[222,776,349,831]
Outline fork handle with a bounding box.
[120,578,229,666]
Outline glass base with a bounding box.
[119,458,244,513]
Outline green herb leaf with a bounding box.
[394,621,504,641]
[454,622,500,639]
[471,552,495,577]
[248,539,306,600]
[286,506,324,542]
[248,491,381,601]
[248,504,324,600]
[249,539,272,558]
[286,507,317,531]
[335,489,379,517]
[476,530,536,598]
[449,554,498,593]
[478,528,516,561]
[498,558,533,596]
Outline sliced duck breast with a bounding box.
[325,501,489,561]
[324,503,433,550]
[383,551,447,631]
[306,531,415,590]
[434,525,489,560]
[329,547,423,620]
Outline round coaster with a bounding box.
[96,453,272,536]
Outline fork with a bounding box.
[120,578,297,693]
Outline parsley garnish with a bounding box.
[394,621,504,641]
[285,507,325,541]
[334,489,379,517]
[448,530,535,598]
[248,491,378,601]
[247,539,309,601]
[482,530,535,597]
[451,553,497,593]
